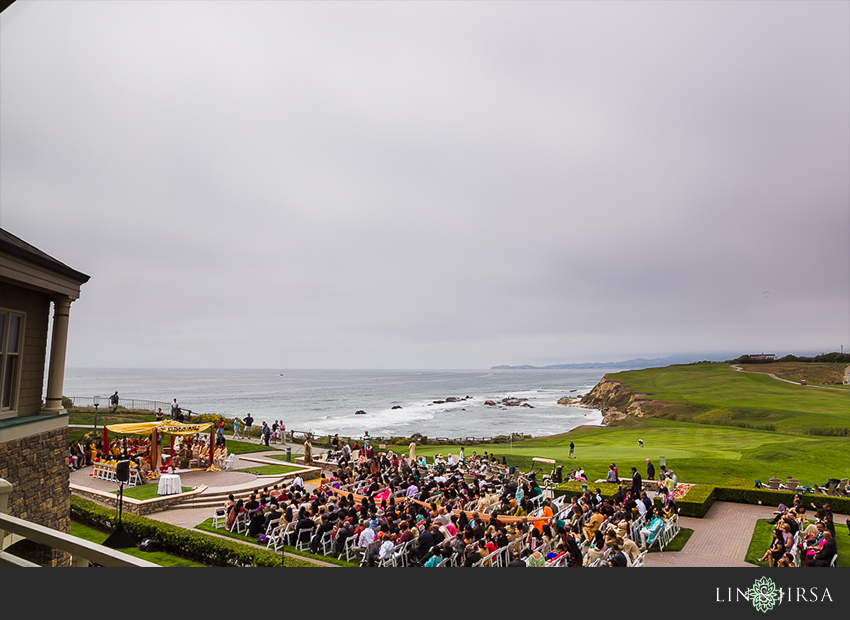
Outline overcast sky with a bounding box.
[1,1,848,369]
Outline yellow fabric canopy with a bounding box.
[104,421,213,436]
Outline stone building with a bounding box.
[0,228,89,566]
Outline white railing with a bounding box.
[0,478,158,567]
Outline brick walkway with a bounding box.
[645,501,849,567]
[645,501,774,567]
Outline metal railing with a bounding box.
[0,478,158,567]
[65,396,172,412]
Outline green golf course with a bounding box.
[413,363,850,489]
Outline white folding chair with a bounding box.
[212,508,228,529]
[231,511,248,534]
[295,525,314,551]
[338,535,358,561]
[319,530,335,556]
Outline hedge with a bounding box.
[713,486,850,514]
[551,482,715,518]
[70,496,316,567]
[551,482,849,518]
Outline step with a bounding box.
[163,474,300,511]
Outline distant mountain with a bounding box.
[491,353,740,370]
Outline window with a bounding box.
[0,308,25,417]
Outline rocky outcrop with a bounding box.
[580,376,650,425]
[429,396,472,405]
[482,397,533,408]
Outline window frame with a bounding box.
[0,307,26,419]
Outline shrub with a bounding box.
[714,486,850,514]
[70,496,315,567]
[806,427,850,437]
[653,484,716,518]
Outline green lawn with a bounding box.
[744,519,849,568]
[194,518,356,566]
[239,464,304,475]
[648,527,694,553]
[412,418,849,488]
[112,484,192,500]
[221,439,278,455]
[69,521,205,566]
[602,363,850,434]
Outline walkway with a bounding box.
[645,501,772,567]
[731,365,850,392]
[645,501,848,567]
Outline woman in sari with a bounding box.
[226,499,244,531]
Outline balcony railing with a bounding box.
[0,478,158,567]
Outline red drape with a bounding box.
[151,428,159,471]
[206,427,215,470]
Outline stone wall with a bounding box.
[70,485,205,516]
[0,425,70,566]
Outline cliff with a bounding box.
[580,375,652,425]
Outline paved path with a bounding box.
[645,501,774,567]
[731,365,850,392]
[645,501,849,567]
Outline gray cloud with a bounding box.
[1,1,847,369]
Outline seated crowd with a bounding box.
[756,495,840,567]
[218,448,679,567]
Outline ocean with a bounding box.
[60,368,609,440]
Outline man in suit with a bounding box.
[309,515,335,554]
[646,459,655,480]
[630,467,642,496]
[332,520,356,556]
[607,543,628,567]
[806,531,837,567]
[416,522,436,562]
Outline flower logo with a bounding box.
[746,577,784,613]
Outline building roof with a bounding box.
[0,228,90,284]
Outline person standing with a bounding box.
[232,417,240,440]
[646,459,655,481]
[243,413,254,440]
[630,467,642,496]
[110,391,119,413]
[569,441,575,459]
[171,399,179,420]
[261,421,271,446]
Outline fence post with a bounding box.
[0,477,12,551]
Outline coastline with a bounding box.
[62,367,608,439]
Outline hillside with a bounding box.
[581,362,850,435]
